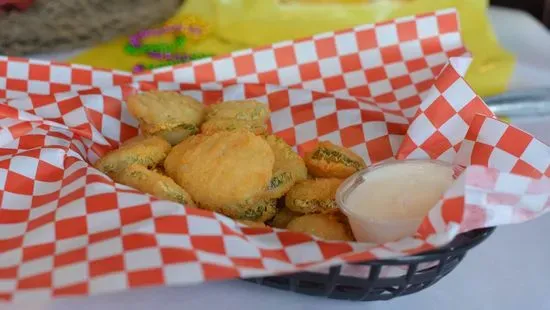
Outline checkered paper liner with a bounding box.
[0,8,549,302]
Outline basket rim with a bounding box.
[356,227,496,266]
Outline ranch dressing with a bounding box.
[337,160,455,243]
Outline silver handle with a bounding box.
[484,88,550,117]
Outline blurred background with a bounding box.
[1,0,550,131]
[491,0,549,25]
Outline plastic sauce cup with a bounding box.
[336,159,456,244]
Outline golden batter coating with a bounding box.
[95,136,171,178]
[115,164,194,206]
[304,141,366,179]
[148,123,199,146]
[264,170,294,199]
[263,135,308,199]
[205,100,270,122]
[164,130,274,208]
[200,118,268,136]
[287,213,354,241]
[163,134,205,178]
[285,178,343,214]
[216,198,277,222]
[270,207,301,229]
[127,91,205,134]
[200,100,270,135]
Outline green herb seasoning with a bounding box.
[311,148,363,170]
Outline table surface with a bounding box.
[2,6,550,310]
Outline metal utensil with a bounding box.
[485,88,550,117]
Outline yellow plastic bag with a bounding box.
[69,0,514,97]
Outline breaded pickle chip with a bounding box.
[149,123,199,146]
[265,135,307,181]
[222,198,278,222]
[164,130,274,208]
[285,178,343,214]
[205,100,270,122]
[270,207,301,229]
[95,136,171,177]
[163,134,205,178]
[127,91,205,134]
[265,170,294,198]
[263,135,307,199]
[201,100,270,135]
[115,164,194,205]
[305,141,366,178]
[201,119,267,135]
[287,213,354,241]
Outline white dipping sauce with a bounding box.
[339,160,455,243]
[347,161,454,219]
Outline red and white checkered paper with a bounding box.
[0,8,549,302]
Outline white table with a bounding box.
[4,6,550,310]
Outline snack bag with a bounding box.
[69,0,514,97]
[0,9,547,302]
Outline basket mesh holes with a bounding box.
[335,285,383,294]
[385,285,408,294]
[339,264,371,278]
[359,288,394,301]
[246,228,494,301]
[416,260,441,273]
[379,265,410,278]
[334,285,357,293]
[296,280,324,290]
[263,276,290,288]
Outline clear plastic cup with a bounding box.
[336,159,455,244]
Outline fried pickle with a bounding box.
[115,164,194,205]
[287,213,354,241]
[285,178,343,214]
[163,134,204,178]
[149,123,199,146]
[205,100,270,122]
[218,198,278,222]
[95,136,171,177]
[263,135,308,199]
[305,141,366,178]
[201,100,270,135]
[270,207,301,229]
[164,130,274,208]
[127,91,205,135]
[201,118,268,135]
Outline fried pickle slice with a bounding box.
[115,164,194,205]
[200,100,270,135]
[220,198,278,222]
[163,134,204,178]
[164,130,274,208]
[270,207,301,229]
[95,136,171,177]
[304,141,366,178]
[285,178,343,214]
[205,100,270,122]
[201,198,277,222]
[148,123,199,146]
[127,91,205,134]
[201,118,268,135]
[263,135,308,199]
[265,171,294,198]
[287,213,354,241]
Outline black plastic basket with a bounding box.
[247,227,495,301]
